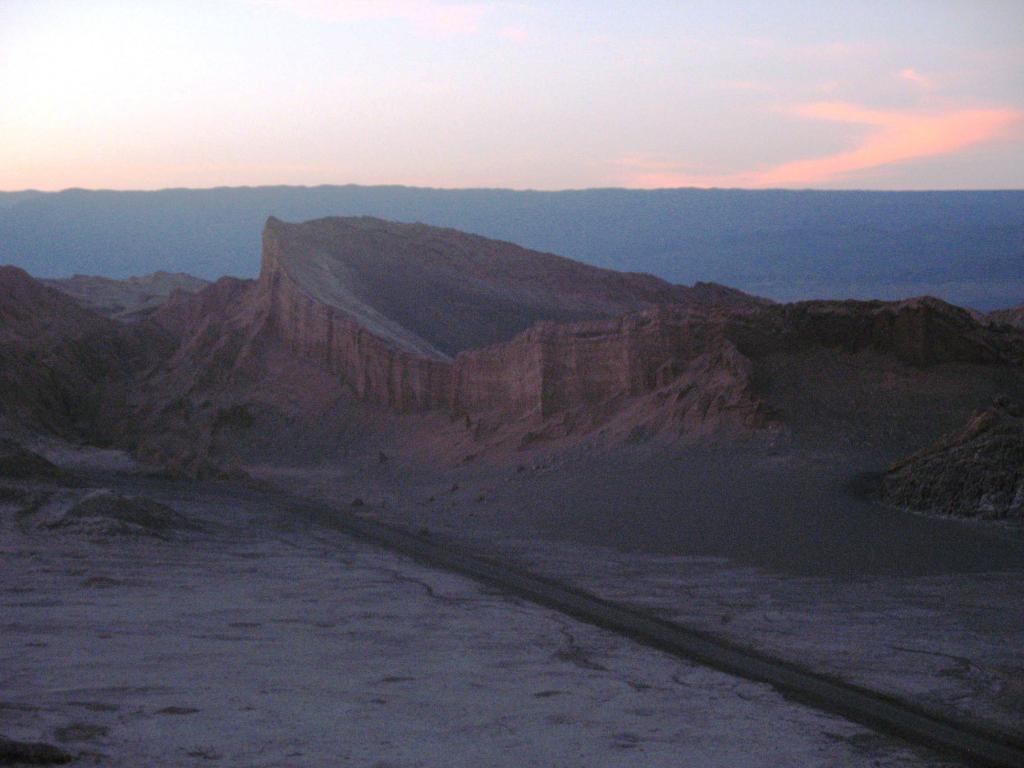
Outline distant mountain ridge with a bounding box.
[0,185,1021,310]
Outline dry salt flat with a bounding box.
[0,478,952,767]
[288,448,1024,741]
[495,538,1024,738]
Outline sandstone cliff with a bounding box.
[5,215,1020,482]
[253,216,766,416]
[451,307,762,426]
[129,217,1023,468]
[260,216,754,357]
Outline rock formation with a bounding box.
[990,303,1024,330]
[252,216,765,413]
[726,296,1024,367]
[131,218,771,447]
[44,271,208,322]
[2,216,1023,493]
[260,216,757,357]
[881,398,1024,519]
[0,266,164,440]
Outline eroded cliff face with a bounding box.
[257,234,452,411]
[175,217,1020,448]
[253,220,769,431]
[258,215,744,357]
[41,215,1013,476]
[450,308,763,426]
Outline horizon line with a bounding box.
[3,183,1024,195]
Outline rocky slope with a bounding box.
[258,215,766,354]
[727,296,1024,367]
[44,271,207,322]
[881,398,1024,519]
[0,266,164,440]
[138,218,771,442]
[990,303,1024,330]
[3,217,1023,488]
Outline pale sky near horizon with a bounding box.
[1,0,1022,192]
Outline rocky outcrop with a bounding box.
[727,296,1024,367]
[254,216,768,417]
[451,307,760,422]
[45,271,208,322]
[881,399,1024,519]
[45,490,200,538]
[131,218,1022,462]
[8,215,1020,473]
[990,303,1024,330]
[0,266,165,439]
[116,218,775,465]
[260,216,759,357]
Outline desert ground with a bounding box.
[0,447,966,767]
[257,439,1024,739]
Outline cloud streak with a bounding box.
[622,102,1021,188]
[898,67,932,88]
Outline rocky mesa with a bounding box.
[253,216,765,415]
[2,216,1023,502]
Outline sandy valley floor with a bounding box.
[0,467,961,767]
[261,442,1024,739]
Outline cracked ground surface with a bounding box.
[0,476,958,767]
[264,446,1024,739]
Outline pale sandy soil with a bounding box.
[1,469,957,767]
[259,442,1024,738]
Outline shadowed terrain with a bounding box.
[2,216,1023,756]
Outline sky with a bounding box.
[1,0,1022,191]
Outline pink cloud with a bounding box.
[739,37,876,62]
[250,0,488,36]
[898,67,932,88]
[621,102,1021,188]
